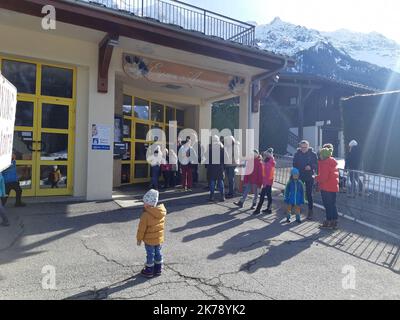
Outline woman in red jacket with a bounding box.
[315,146,339,229]
[234,150,263,209]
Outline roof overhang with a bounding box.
[277,72,378,93]
[0,0,294,72]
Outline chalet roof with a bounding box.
[278,72,378,93]
[341,90,400,101]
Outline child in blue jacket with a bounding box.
[284,168,306,223]
[0,173,10,227]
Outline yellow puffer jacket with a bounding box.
[136,204,167,246]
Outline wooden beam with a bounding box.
[276,83,322,90]
[98,33,119,93]
[252,79,277,112]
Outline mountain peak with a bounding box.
[270,17,283,25]
[255,20,400,72]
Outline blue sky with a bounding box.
[181,0,400,43]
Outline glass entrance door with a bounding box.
[35,99,74,196]
[1,56,76,197]
[13,98,74,196]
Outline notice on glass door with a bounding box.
[91,124,111,151]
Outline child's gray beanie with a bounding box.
[143,189,159,207]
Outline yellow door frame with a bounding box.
[0,55,76,197]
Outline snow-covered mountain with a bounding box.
[290,41,400,90]
[256,17,400,73]
[322,29,400,72]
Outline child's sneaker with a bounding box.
[141,266,154,278]
[154,263,162,276]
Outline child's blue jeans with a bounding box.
[145,244,163,267]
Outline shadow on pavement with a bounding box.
[64,274,149,300]
[208,202,400,274]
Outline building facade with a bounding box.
[0,0,293,200]
[259,73,375,158]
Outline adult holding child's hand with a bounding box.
[293,140,318,220]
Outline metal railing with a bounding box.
[274,154,400,213]
[77,0,256,46]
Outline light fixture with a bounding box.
[108,38,119,47]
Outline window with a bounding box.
[135,143,148,161]
[176,109,185,126]
[151,102,164,123]
[135,123,149,141]
[41,65,73,98]
[123,119,131,138]
[42,104,69,129]
[123,95,132,116]
[15,101,34,127]
[1,59,36,94]
[134,98,150,120]
[121,94,185,183]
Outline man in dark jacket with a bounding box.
[345,140,363,197]
[293,140,318,220]
[206,135,228,202]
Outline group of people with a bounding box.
[136,138,349,278]
[147,135,235,193]
[146,135,360,229]
[288,140,340,228]
[147,136,200,191]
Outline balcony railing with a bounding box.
[76,0,256,46]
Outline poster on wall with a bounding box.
[91,124,111,150]
[0,72,17,172]
[113,116,126,158]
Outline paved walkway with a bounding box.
[0,188,400,300]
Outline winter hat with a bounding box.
[323,144,334,151]
[320,147,333,160]
[291,168,300,176]
[349,140,358,147]
[253,149,260,156]
[264,148,274,158]
[143,189,159,207]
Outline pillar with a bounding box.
[86,67,115,201]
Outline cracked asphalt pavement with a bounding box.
[0,189,400,300]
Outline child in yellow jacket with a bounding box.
[137,189,167,278]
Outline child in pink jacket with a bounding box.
[253,148,276,215]
[234,150,263,209]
